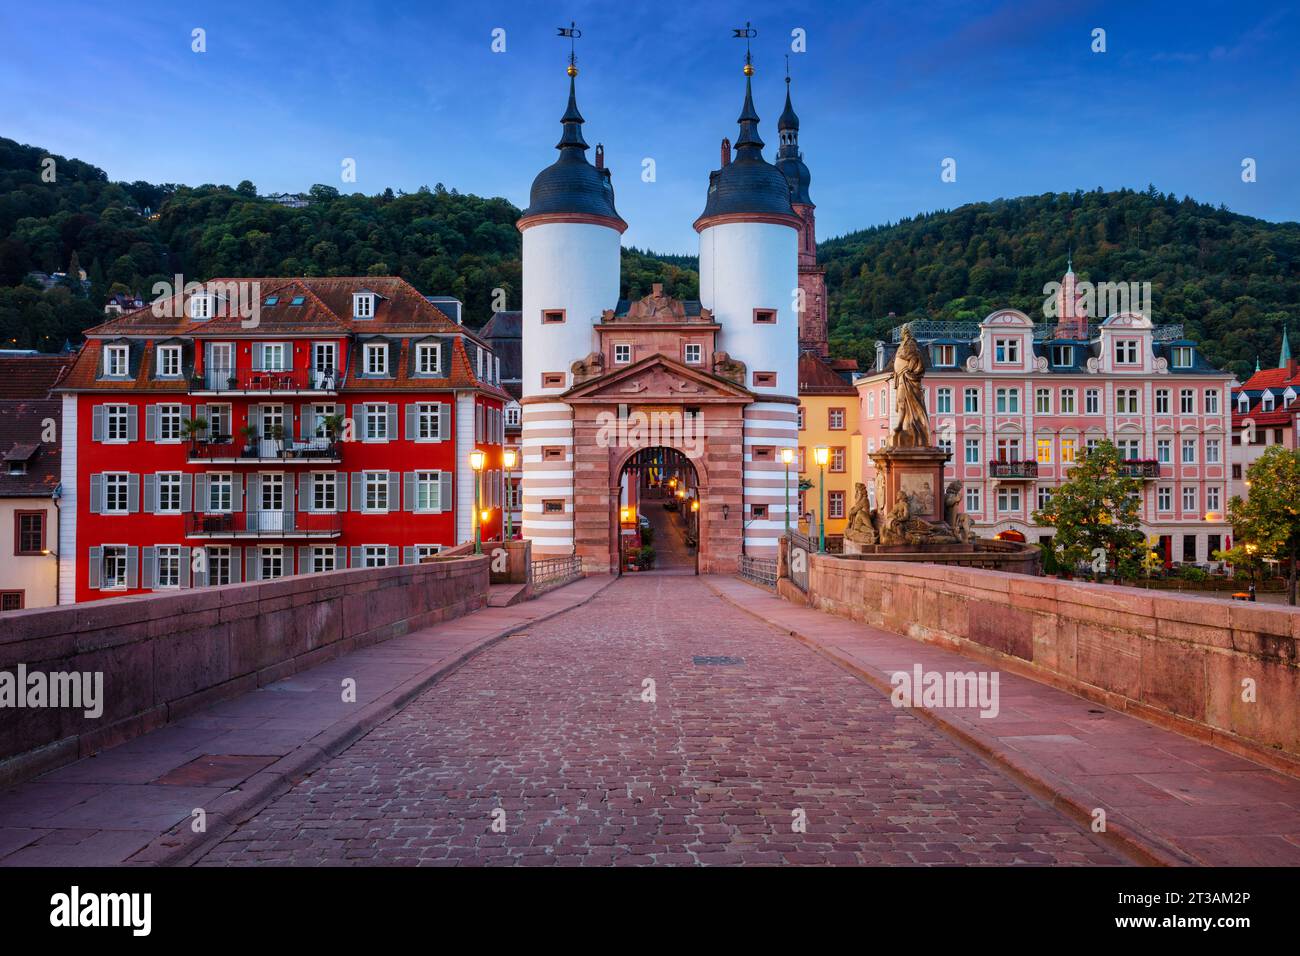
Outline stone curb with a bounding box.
[128,575,619,867]
[707,575,1197,868]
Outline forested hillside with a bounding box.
[2,135,1295,381]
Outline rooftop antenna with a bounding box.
[732,21,757,73]
[557,20,582,75]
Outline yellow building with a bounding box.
[795,352,860,539]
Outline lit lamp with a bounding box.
[780,447,795,536]
[620,505,633,525]
[469,450,485,554]
[813,446,829,553]
[503,448,517,540]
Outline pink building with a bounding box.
[856,268,1235,567]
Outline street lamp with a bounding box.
[469,450,485,553]
[813,446,829,553]
[780,447,794,537]
[503,447,517,540]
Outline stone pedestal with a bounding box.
[870,446,949,524]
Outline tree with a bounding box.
[1033,440,1147,581]
[1226,445,1300,605]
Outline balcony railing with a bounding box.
[187,437,341,463]
[988,459,1039,479]
[190,366,338,393]
[185,510,342,538]
[1119,459,1161,479]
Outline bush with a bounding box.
[1177,565,1209,583]
[637,545,656,569]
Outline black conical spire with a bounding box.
[734,71,765,154]
[556,73,589,152]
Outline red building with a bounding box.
[55,277,506,603]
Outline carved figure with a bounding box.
[844,481,878,545]
[570,351,605,382]
[711,350,746,384]
[890,326,931,448]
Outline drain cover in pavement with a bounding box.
[693,656,745,666]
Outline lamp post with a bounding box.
[813,446,829,553]
[780,447,794,537]
[469,449,485,554]
[503,448,517,541]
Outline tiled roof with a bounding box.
[479,310,521,339]
[0,354,76,399]
[479,311,521,383]
[1232,406,1295,428]
[0,399,61,498]
[798,352,857,395]
[1238,364,1300,391]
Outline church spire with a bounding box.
[556,72,589,152]
[1281,325,1292,367]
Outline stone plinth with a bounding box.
[870,445,949,524]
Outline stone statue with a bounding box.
[890,326,931,449]
[844,482,878,545]
[879,487,960,546]
[571,351,605,383]
[944,480,975,543]
[711,350,746,384]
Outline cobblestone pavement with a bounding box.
[198,575,1125,866]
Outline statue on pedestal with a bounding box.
[890,326,931,449]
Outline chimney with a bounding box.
[720,137,731,167]
[595,144,604,170]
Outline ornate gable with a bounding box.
[562,353,752,404]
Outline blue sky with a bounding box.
[2,0,1297,253]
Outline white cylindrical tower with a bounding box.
[695,62,801,558]
[518,65,626,556]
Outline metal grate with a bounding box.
[736,554,777,589]
[693,656,745,666]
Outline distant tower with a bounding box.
[1280,325,1293,370]
[774,73,828,357]
[1054,254,1088,339]
[694,54,800,556]
[518,59,626,555]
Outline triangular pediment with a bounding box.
[563,353,753,403]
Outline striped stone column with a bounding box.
[520,399,575,556]
[742,400,799,556]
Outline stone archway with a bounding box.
[611,446,704,575]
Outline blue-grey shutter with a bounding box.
[298,473,311,510]
[387,546,398,566]
[88,546,102,588]
[437,403,448,441]
[245,548,259,582]
[301,405,315,439]
[125,546,139,589]
[180,475,193,513]
[195,404,208,431]
[335,473,347,511]
[252,342,265,370]
[439,471,452,513]
[387,472,399,511]
[144,474,158,513]
[299,546,311,574]
[89,474,104,514]
[403,545,415,565]
[141,546,157,589]
[440,340,450,375]
[126,406,139,441]
[230,546,242,583]
[192,546,208,588]
[334,545,345,569]
[404,471,416,512]
[350,546,362,568]
[194,474,209,512]
[246,475,262,522]
[405,403,417,440]
[126,473,140,513]
[179,549,191,588]
[232,474,243,512]
[145,405,158,441]
[386,403,398,440]
[352,472,364,511]
[92,405,105,441]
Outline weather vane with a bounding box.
[732,21,757,71]
[557,21,582,74]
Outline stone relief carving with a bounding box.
[571,351,605,383]
[711,350,746,385]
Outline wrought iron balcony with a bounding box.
[189,366,338,394]
[1119,459,1161,479]
[187,437,341,463]
[988,459,1039,480]
[185,509,342,538]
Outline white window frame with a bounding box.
[364,342,388,376]
[1181,438,1197,464]
[964,438,980,465]
[363,545,389,568]
[1035,388,1051,414]
[105,404,130,443]
[1157,438,1172,464]
[158,403,183,442]
[994,338,1019,364]
[1180,389,1196,415]
[416,342,440,375]
[964,486,981,514]
[936,388,952,414]
[364,471,389,512]
[1182,487,1197,512]
[1206,438,1221,465]
[1059,389,1076,414]
[932,344,956,366]
[614,343,632,365]
[684,343,702,365]
[104,473,130,514]
[1085,389,1100,415]
[157,472,183,513]
[415,471,441,512]
[364,403,388,441]
[1114,339,1140,365]
[155,545,182,589]
[311,473,337,513]
[1172,346,1193,368]
[311,546,337,573]
[208,473,233,513]
[1157,486,1172,512]
[157,345,182,378]
[353,293,375,319]
[101,545,129,589]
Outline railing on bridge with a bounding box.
[737,553,777,589]
[532,555,582,592]
[786,531,813,593]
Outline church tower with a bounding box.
[774,74,828,357]
[518,60,626,556]
[694,56,800,556]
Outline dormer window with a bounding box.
[104,344,130,377]
[931,344,956,366]
[416,342,440,375]
[1262,392,1275,412]
[157,344,182,377]
[1114,339,1140,365]
[1171,346,1193,368]
[994,338,1019,364]
[1237,392,1250,413]
[364,342,388,376]
[188,294,215,320]
[1050,344,1075,366]
[353,293,376,319]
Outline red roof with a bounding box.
[0,354,76,399]
[1238,363,1300,391]
[798,352,857,396]
[0,399,61,498]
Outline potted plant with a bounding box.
[239,423,258,457]
[637,545,656,570]
[181,416,208,453]
[321,412,346,445]
[267,422,286,458]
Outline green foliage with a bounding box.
[1032,440,1148,580]
[1177,564,1209,582]
[1226,445,1300,604]
[637,545,656,569]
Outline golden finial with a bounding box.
[558,22,581,78]
[743,62,754,76]
[567,63,578,77]
[733,22,757,75]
